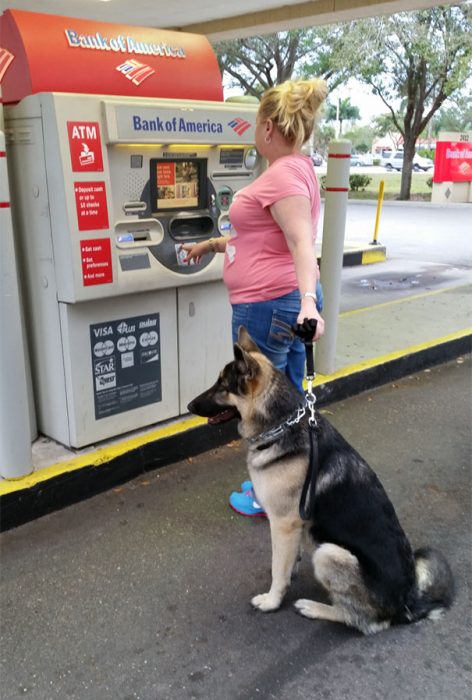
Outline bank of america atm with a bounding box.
[2,9,261,447]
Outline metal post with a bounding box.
[315,139,351,376]
[0,127,33,478]
[371,179,385,245]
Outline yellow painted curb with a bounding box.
[1,328,470,498]
[311,328,471,386]
[0,415,206,496]
[361,247,387,264]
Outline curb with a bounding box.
[0,333,469,532]
[317,245,387,268]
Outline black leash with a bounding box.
[293,318,319,521]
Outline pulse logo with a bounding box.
[228,118,252,136]
[116,59,155,86]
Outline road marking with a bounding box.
[340,283,472,318]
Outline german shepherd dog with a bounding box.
[188,327,455,635]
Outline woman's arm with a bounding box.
[180,236,228,264]
[270,195,325,342]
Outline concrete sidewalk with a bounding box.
[0,275,470,530]
[0,357,470,700]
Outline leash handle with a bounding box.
[293,318,317,377]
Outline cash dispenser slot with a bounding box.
[169,214,214,240]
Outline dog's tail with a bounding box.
[407,547,455,622]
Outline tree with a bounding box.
[214,28,345,97]
[371,113,404,149]
[330,5,472,199]
[342,125,377,153]
[430,93,472,134]
[325,98,361,136]
[313,124,336,156]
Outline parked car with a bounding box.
[311,152,324,167]
[379,150,394,166]
[350,154,365,167]
[384,151,434,172]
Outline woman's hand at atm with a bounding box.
[180,237,227,264]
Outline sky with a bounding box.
[330,79,389,124]
[224,77,390,125]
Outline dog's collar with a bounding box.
[246,404,307,449]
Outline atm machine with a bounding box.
[2,10,262,447]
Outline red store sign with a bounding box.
[433,141,472,183]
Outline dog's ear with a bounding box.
[237,326,260,353]
[234,343,260,379]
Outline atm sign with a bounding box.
[68,121,104,172]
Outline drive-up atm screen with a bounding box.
[150,158,207,212]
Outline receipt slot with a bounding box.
[2,10,261,447]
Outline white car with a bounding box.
[384,151,434,172]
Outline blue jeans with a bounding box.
[231,281,323,394]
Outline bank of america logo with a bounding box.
[228,118,252,135]
[0,48,14,82]
[116,60,155,86]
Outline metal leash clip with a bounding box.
[293,318,318,428]
[305,382,317,427]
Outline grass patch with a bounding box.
[321,173,432,201]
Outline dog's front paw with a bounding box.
[251,592,282,612]
[294,598,318,619]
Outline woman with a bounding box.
[182,78,327,516]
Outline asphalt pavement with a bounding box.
[1,355,470,700]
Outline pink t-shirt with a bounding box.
[223,153,320,304]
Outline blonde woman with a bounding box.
[183,78,327,516]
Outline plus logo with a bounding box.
[228,118,252,136]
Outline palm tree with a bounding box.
[325,98,361,136]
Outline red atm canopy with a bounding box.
[0,9,224,104]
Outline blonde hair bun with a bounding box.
[259,78,328,150]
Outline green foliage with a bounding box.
[331,6,472,199]
[430,95,472,135]
[349,174,372,191]
[343,125,376,152]
[325,98,361,134]
[214,6,472,201]
[426,177,433,189]
[214,29,341,97]
[418,148,435,160]
[313,125,336,157]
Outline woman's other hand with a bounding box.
[297,297,325,341]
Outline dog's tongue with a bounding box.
[208,408,238,425]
